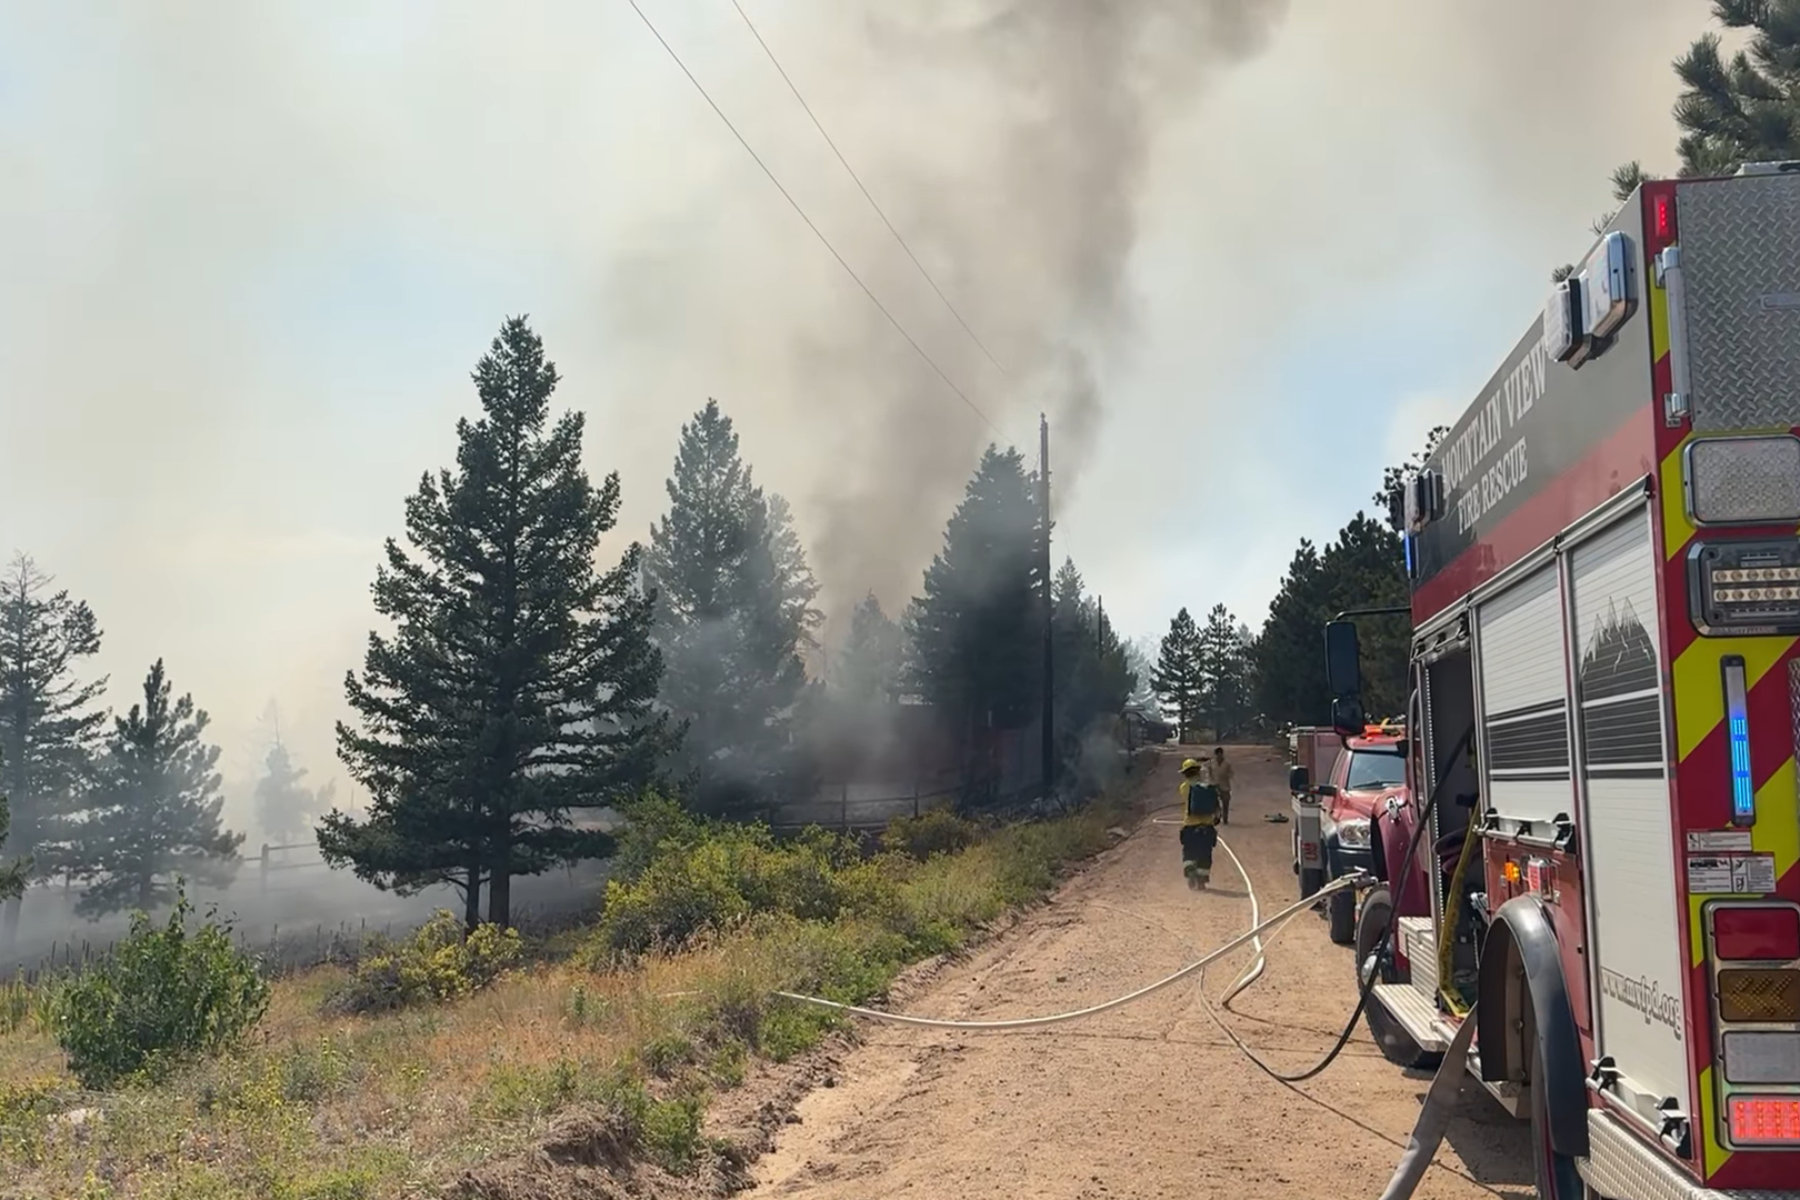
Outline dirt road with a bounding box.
[745,747,1535,1200]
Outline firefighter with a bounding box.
[1212,746,1234,825]
[1178,757,1221,889]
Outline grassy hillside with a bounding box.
[0,780,1145,1200]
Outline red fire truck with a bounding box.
[1323,162,1800,1198]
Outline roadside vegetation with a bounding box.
[0,785,1136,1199]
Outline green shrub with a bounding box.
[327,910,521,1015]
[595,820,874,958]
[881,809,980,860]
[612,790,705,882]
[640,1092,706,1172]
[46,891,270,1089]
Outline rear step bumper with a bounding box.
[1580,1109,1800,1200]
[1370,982,1449,1053]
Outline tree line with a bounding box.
[0,317,1133,938]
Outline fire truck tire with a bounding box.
[1354,886,1441,1070]
[1327,886,1356,944]
[1478,897,1589,1167]
[1528,997,1587,1200]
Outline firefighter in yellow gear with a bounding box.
[1178,757,1220,890]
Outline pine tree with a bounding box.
[647,400,809,814]
[255,741,320,849]
[1196,604,1251,738]
[837,593,904,704]
[0,555,107,950]
[67,660,241,917]
[320,317,672,929]
[0,751,22,903]
[1670,3,1800,178]
[766,494,824,651]
[1152,608,1204,740]
[904,446,1044,776]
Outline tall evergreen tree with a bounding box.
[836,593,904,704]
[0,555,107,950]
[1047,559,1134,758]
[1152,607,1203,738]
[766,494,824,652]
[1196,603,1251,738]
[647,400,810,814]
[0,751,23,903]
[254,739,335,849]
[67,660,240,918]
[319,317,671,929]
[904,446,1044,780]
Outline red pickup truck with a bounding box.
[1292,723,1408,944]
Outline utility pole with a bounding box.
[1040,413,1055,800]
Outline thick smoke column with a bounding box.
[756,0,1290,614]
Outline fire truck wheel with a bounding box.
[1527,994,1588,1200]
[1327,886,1356,944]
[1354,886,1442,1071]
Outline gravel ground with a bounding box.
[742,745,1536,1200]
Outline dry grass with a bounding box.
[0,793,1137,1200]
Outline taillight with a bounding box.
[1718,969,1800,1022]
[1715,906,1800,961]
[1730,1096,1800,1145]
[1707,901,1800,1138]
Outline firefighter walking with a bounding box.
[1178,757,1220,890]
[1211,746,1234,825]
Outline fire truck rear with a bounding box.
[1323,163,1800,1197]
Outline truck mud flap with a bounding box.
[1477,896,1588,1160]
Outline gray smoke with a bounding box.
[715,0,1290,612]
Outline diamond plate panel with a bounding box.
[1791,659,1800,795]
[1581,1108,1800,1200]
[1680,174,1800,432]
[1690,437,1800,524]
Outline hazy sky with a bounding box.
[0,1,1710,821]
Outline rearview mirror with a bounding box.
[1331,696,1365,739]
[1317,784,1339,797]
[1324,620,1362,699]
[1288,765,1310,794]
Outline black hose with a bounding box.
[1209,725,1476,1084]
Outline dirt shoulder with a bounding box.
[737,746,1535,1200]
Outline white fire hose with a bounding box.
[776,821,1483,1200]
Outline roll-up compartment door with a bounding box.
[1477,564,1574,825]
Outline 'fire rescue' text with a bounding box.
[1441,338,1548,535]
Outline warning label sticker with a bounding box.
[1686,853,1778,895]
[1687,829,1754,853]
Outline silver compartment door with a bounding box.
[1476,564,1574,826]
[1570,509,1691,1121]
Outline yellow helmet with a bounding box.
[1180,758,1202,774]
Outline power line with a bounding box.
[626,0,1002,436]
[725,0,1011,380]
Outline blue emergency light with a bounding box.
[1723,655,1755,826]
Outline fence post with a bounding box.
[260,844,270,896]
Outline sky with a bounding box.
[0,0,1713,825]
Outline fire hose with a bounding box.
[778,734,1483,1198]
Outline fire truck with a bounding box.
[1321,162,1800,1198]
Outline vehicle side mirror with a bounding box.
[1324,621,1362,699]
[1288,765,1310,793]
[1317,784,1339,797]
[1331,696,1365,739]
